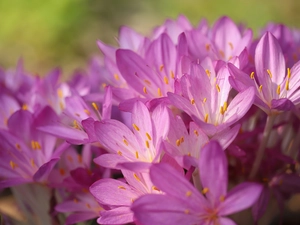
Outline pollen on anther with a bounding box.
[202,187,209,194]
[267,69,272,79]
[22,104,28,110]
[152,186,160,191]
[184,209,190,214]
[204,114,209,123]
[170,70,175,79]
[132,123,140,131]
[15,143,21,150]
[123,139,129,146]
[143,86,147,94]
[73,120,80,129]
[250,72,255,79]
[84,109,91,115]
[205,69,211,78]
[176,139,181,146]
[285,80,290,91]
[216,84,220,92]
[118,186,126,190]
[164,76,169,84]
[259,85,263,92]
[86,203,91,209]
[59,168,66,176]
[180,136,184,143]
[145,140,150,148]
[57,89,63,98]
[10,161,17,169]
[220,195,225,202]
[287,68,291,78]
[135,151,139,159]
[186,190,192,197]
[277,85,281,95]
[203,98,207,103]
[194,130,199,136]
[228,42,234,50]
[205,44,210,51]
[144,79,151,86]
[92,102,99,111]
[190,98,195,105]
[146,132,152,140]
[30,159,35,167]
[117,150,122,156]
[157,88,162,97]
[133,173,141,182]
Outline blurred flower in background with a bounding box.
[1,0,300,76]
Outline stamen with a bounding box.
[159,65,164,72]
[259,85,263,92]
[219,50,225,58]
[67,155,73,162]
[146,132,152,140]
[276,85,281,95]
[194,130,199,136]
[73,120,80,129]
[31,141,41,150]
[205,69,211,78]
[117,150,122,156]
[114,73,120,81]
[228,42,234,50]
[184,209,190,214]
[223,102,228,112]
[75,113,80,117]
[267,69,272,79]
[78,155,83,163]
[133,173,141,182]
[10,161,17,169]
[250,72,255,79]
[204,114,209,123]
[203,98,207,103]
[143,86,147,94]
[190,98,195,105]
[59,101,64,110]
[152,186,160,191]
[216,84,220,92]
[86,203,91,209]
[180,137,184,143]
[30,159,35,167]
[57,89,63,98]
[144,79,151,86]
[285,80,289,91]
[59,168,65,176]
[118,186,126,190]
[157,88,162,97]
[185,190,192,197]
[145,140,150,148]
[123,139,129,146]
[202,187,209,194]
[170,70,175,79]
[220,106,225,115]
[219,195,225,202]
[22,104,28,110]
[176,139,181,146]
[205,44,210,51]
[132,123,140,131]
[92,102,99,111]
[84,109,91,115]
[287,68,291,78]
[135,151,139,159]
[15,143,21,150]
[164,76,169,84]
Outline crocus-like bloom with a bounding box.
[93,101,169,170]
[168,59,254,136]
[132,141,263,225]
[229,32,300,113]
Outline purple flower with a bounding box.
[132,141,263,225]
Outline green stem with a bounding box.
[249,114,276,179]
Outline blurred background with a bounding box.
[1,0,300,77]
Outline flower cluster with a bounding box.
[1,16,300,225]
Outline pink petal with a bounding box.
[98,206,134,225]
[219,182,263,216]
[66,212,98,225]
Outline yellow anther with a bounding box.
[146,132,152,140]
[144,80,151,86]
[143,86,147,94]
[57,89,63,98]
[220,106,225,115]
[22,104,28,110]
[31,140,41,150]
[259,85,263,92]
[135,151,139,159]
[133,173,141,182]
[59,168,65,176]
[250,72,255,79]
[216,84,220,92]
[101,83,107,88]
[30,159,35,167]
[152,186,160,191]
[157,88,162,97]
[223,101,228,112]
[118,186,126,190]
[73,120,80,129]
[205,44,210,51]
[267,69,272,79]
[163,76,169,84]
[205,69,211,78]
[132,124,140,131]
[176,139,181,146]
[202,187,209,194]
[84,109,91,115]
[190,98,195,105]
[86,203,91,209]
[10,161,17,169]
[145,140,150,148]
[203,98,207,103]
[228,42,234,50]
[204,114,209,123]
[123,139,129,146]
[276,85,281,95]
[194,130,199,136]
[287,68,291,78]
[219,50,225,58]
[92,102,99,111]
[187,152,191,156]
[186,190,192,197]
[113,73,120,81]
[159,65,164,72]
[117,150,122,156]
[170,70,175,79]
[184,209,190,214]
[285,80,290,91]
[220,195,225,202]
